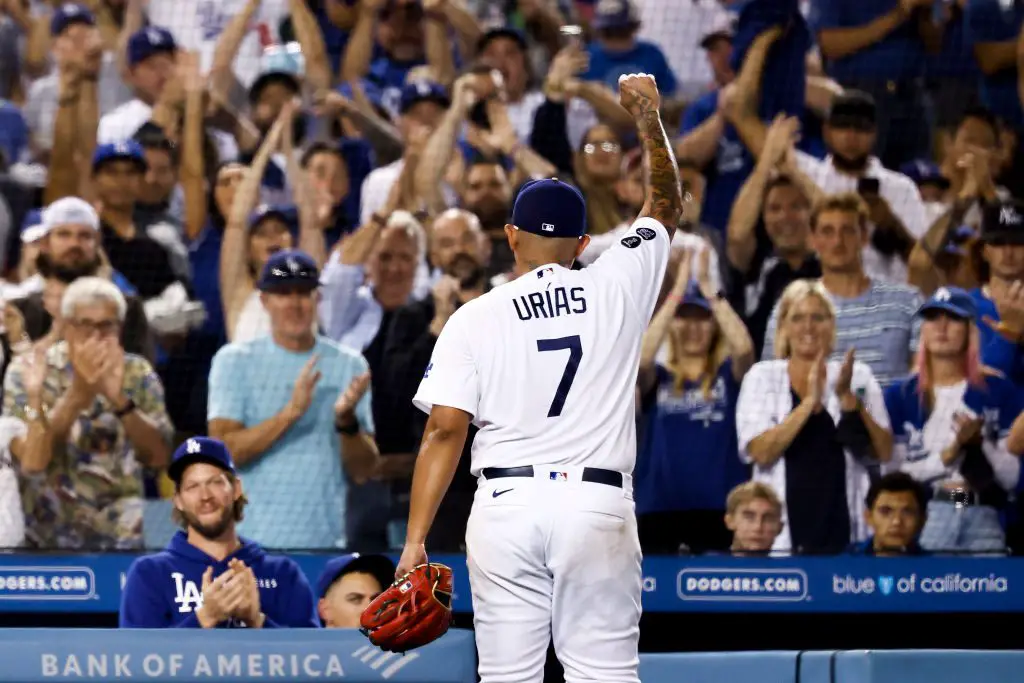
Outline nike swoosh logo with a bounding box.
[492,488,513,498]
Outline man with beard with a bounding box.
[120,436,319,627]
[377,209,490,551]
[461,160,514,277]
[13,197,153,360]
[784,91,928,284]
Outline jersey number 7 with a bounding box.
[536,335,583,418]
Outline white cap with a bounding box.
[41,197,100,235]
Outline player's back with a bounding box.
[416,217,670,476]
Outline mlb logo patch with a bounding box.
[549,472,568,482]
[423,362,433,379]
[541,223,555,232]
[398,581,413,593]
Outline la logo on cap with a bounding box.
[186,438,201,454]
[287,257,300,271]
[147,28,163,44]
[935,287,950,301]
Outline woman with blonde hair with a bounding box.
[883,286,1020,553]
[737,279,893,553]
[573,124,628,236]
[634,247,754,553]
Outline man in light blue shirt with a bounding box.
[208,249,380,549]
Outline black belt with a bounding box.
[932,487,981,507]
[481,466,623,489]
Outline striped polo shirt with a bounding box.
[762,279,923,387]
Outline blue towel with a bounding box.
[729,0,811,122]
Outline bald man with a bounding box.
[379,208,492,551]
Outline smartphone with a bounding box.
[857,177,880,195]
[559,24,584,50]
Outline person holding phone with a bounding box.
[744,91,931,284]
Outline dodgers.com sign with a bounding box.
[677,568,808,602]
[0,567,95,600]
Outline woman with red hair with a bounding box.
[883,286,1021,553]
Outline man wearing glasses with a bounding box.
[3,276,174,549]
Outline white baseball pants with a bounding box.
[465,465,642,683]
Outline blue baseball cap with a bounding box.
[127,26,177,68]
[168,437,237,484]
[315,554,396,598]
[899,159,950,189]
[593,0,641,31]
[676,283,712,314]
[257,249,320,292]
[51,3,95,36]
[511,178,587,238]
[92,140,147,172]
[21,209,45,244]
[917,286,977,321]
[248,204,294,233]
[399,80,450,115]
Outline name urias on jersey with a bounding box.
[513,286,588,321]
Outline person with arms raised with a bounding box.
[397,73,683,683]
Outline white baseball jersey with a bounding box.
[146,0,288,88]
[413,216,671,476]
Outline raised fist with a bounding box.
[618,73,660,119]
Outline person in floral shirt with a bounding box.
[3,277,173,549]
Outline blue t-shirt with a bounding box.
[0,100,28,167]
[681,91,753,234]
[927,9,980,80]
[884,372,1021,473]
[187,223,227,343]
[584,40,678,96]
[635,360,748,514]
[970,288,1024,398]
[809,0,926,81]
[964,0,1024,128]
[208,336,375,549]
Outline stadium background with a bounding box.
[1,0,1024,680]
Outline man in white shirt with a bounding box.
[97,26,178,144]
[23,3,132,158]
[397,74,683,683]
[790,91,928,283]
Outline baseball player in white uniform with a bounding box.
[397,74,684,683]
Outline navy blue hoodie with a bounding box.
[119,531,320,628]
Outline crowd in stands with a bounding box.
[0,0,1024,559]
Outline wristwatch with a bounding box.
[334,415,359,436]
[24,406,46,423]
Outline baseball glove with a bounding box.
[359,563,454,653]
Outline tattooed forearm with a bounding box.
[637,109,683,239]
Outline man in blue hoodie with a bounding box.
[119,437,320,628]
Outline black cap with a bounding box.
[981,199,1024,244]
[256,249,320,292]
[827,90,877,130]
